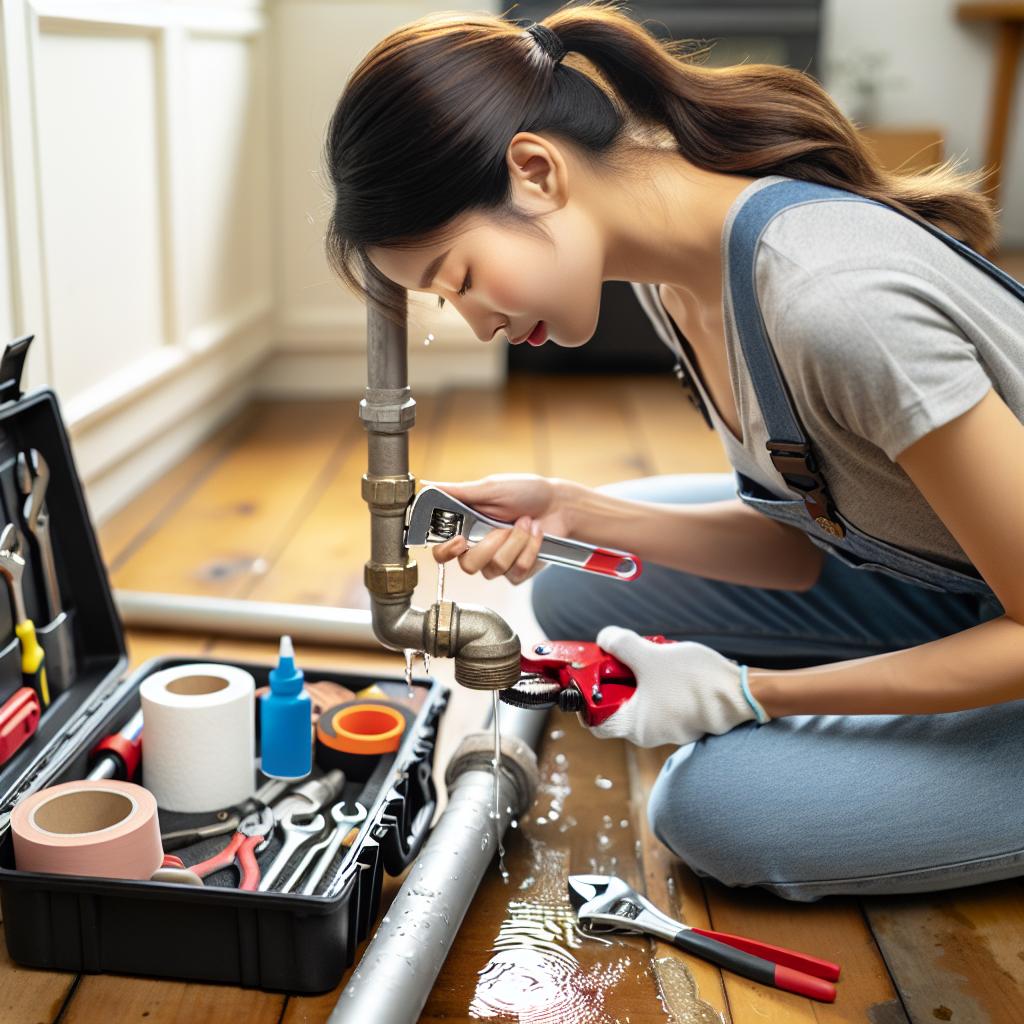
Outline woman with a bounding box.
[323,3,1024,901]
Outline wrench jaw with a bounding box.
[404,486,478,547]
[568,873,684,944]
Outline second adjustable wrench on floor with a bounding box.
[405,486,642,580]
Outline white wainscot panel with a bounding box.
[35,28,167,401]
[184,33,272,338]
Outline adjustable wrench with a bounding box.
[18,451,61,621]
[405,486,642,581]
[568,874,840,1002]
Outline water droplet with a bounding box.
[598,833,611,850]
[595,775,614,790]
[402,648,417,700]
[549,728,565,740]
[620,818,629,829]
[553,753,568,768]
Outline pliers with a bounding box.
[568,874,841,1003]
[190,806,275,891]
[501,636,674,726]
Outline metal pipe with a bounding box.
[114,590,376,646]
[360,279,521,691]
[328,702,546,1024]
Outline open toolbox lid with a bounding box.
[0,335,131,829]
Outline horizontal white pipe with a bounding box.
[114,590,378,647]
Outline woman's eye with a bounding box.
[436,274,470,311]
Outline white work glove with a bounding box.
[580,626,770,748]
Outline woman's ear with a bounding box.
[506,132,569,214]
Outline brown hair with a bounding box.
[324,1,996,323]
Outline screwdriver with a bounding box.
[0,525,49,708]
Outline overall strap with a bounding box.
[728,178,1021,537]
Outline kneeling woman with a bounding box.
[322,4,1024,901]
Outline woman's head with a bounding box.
[324,2,995,341]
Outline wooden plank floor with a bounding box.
[2,374,1022,1023]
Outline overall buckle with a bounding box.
[766,440,846,538]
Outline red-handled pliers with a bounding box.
[189,806,274,891]
[502,636,675,726]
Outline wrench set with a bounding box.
[0,344,449,992]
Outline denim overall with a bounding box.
[728,179,1007,599]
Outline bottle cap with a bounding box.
[269,635,304,696]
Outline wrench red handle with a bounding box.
[582,548,643,580]
[689,927,841,981]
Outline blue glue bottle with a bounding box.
[260,635,312,779]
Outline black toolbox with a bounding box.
[0,336,448,992]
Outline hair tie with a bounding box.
[525,23,565,66]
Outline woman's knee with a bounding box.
[645,726,845,897]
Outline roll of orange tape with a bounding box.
[11,780,164,880]
[320,702,407,756]
[314,699,414,782]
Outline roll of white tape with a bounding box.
[12,780,163,880]
[140,663,255,812]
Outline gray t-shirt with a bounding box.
[632,174,1024,574]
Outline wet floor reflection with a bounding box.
[450,721,676,1023]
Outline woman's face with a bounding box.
[366,135,606,349]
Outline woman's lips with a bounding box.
[526,320,547,346]
[508,320,548,345]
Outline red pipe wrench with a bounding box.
[502,637,674,726]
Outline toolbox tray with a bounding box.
[0,337,448,992]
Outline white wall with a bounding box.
[821,0,1024,245]
[261,0,504,398]
[0,0,277,520]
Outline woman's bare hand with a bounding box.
[423,474,578,585]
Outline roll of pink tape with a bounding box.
[11,780,163,880]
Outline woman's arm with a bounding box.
[562,486,824,591]
[749,389,1024,716]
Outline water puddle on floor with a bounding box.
[468,843,634,1023]
[464,725,684,1023]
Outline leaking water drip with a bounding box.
[402,647,416,700]
[436,559,447,604]
[491,690,509,884]
[424,332,435,346]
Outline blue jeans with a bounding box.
[530,474,1016,901]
